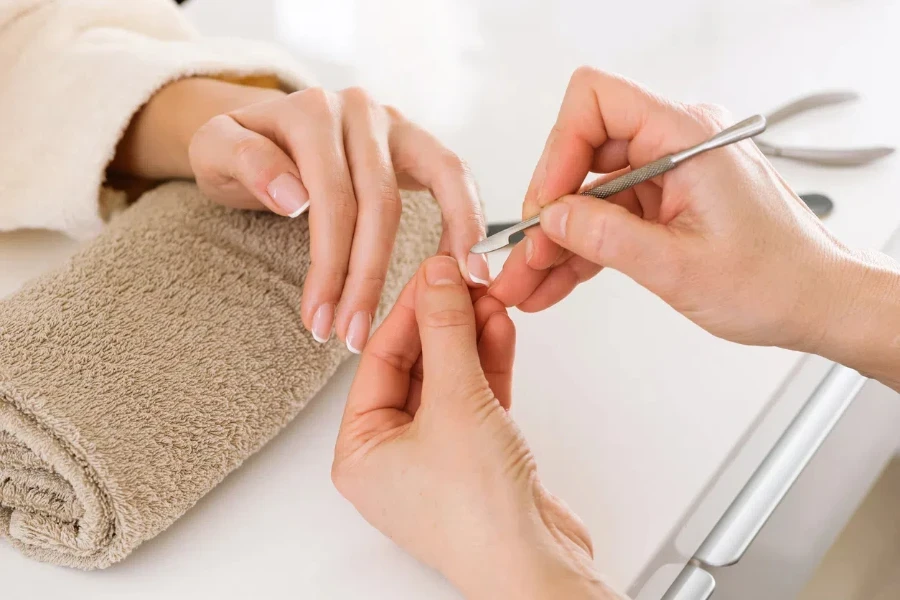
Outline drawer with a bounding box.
[652,370,900,599]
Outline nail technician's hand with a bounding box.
[490,67,855,351]
[333,256,618,600]
[188,84,489,352]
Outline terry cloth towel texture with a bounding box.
[0,182,442,569]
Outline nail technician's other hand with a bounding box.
[188,84,489,353]
[490,67,857,351]
[333,256,619,600]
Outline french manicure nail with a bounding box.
[311,303,334,343]
[524,237,535,265]
[541,203,570,240]
[266,173,309,217]
[346,311,371,354]
[465,252,490,286]
[427,258,463,286]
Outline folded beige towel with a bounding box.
[0,182,441,569]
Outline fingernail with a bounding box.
[541,203,570,240]
[465,253,490,286]
[346,311,371,354]
[311,303,334,343]
[266,173,309,217]
[524,237,535,265]
[427,257,464,286]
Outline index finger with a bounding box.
[388,111,491,287]
[522,68,676,270]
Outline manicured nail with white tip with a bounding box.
[465,252,491,286]
[266,173,309,217]
[311,303,334,343]
[346,311,371,354]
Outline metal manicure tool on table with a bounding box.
[755,90,894,167]
[471,114,767,255]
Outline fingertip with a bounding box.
[539,202,571,243]
[463,252,491,287]
[483,309,516,348]
[266,173,310,217]
[474,294,508,337]
[421,255,466,287]
[494,311,516,346]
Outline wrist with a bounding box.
[456,546,613,600]
[450,517,618,600]
[111,77,285,180]
[801,248,900,388]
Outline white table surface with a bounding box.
[3,0,900,598]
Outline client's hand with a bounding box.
[113,78,489,353]
[332,256,619,600]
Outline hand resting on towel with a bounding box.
[111,77,490,354]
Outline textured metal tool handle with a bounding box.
[581,156,676,199]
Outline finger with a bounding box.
[344,276,419,420]
[189,114,308,216]
[233,89,359,343]
[415,256,485,399]
[590,139,630,173]
[519,70,670,276]
[473,296,515,411]
[389,112,490,287]
[540,194,678,291]
[334,89,402,354]
[526,167,641,271]
[488,240,551,308]
[531,67,690,212]
[521,68,713,261]
[517,256,603,313]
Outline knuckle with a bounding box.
[332,193,359,222]
[373,181,402,217]
[383,104,406,124]
[438,152,474,184]
[291,86,335,116]
[196,114,229,139]
[422,307,472,331]
[340,85,375,108]
[570,65,601,87]
[585,211,612,262]
[189,115,228,162]
[232,136,270,170]
[310,263,350,291]
[685,103,730,136]
[461,208,486,236]
[350,271,388,293]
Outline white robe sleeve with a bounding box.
[0,0,312,239]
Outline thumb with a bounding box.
[415,256,484,397]
[540,195,675,288]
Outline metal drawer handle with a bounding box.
[693,364,866,567]
[661,564,716,600]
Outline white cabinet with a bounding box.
[708,379,900,598]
